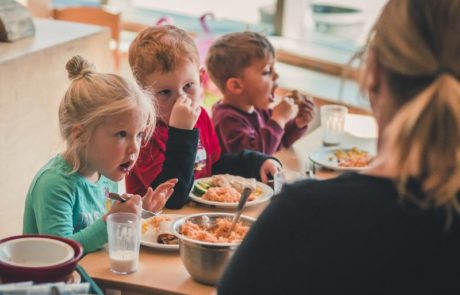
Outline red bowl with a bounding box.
[0,234,83,283]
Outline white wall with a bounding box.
[0,20,112,239]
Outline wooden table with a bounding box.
[274,113,377,181]
[80,114,377,295]
[79,203,268,295]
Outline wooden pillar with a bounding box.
[27,0,52,18]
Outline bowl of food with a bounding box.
[172,213,255,285]
[0,235,83,283]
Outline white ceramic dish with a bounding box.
[0,237,75,267]
[141,214,184,251]
[189,177,274,208]
[308,147,372,172]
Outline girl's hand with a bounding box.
[142,178,178,213]
[271,97,298,128]
[294,95,315,128]
[104,194,142,221]
[259,159,282,184]
[169,96,201,130]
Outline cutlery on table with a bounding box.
[226,187,252,238]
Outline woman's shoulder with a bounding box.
[274,173,397,211]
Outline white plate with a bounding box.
[189,177,274,208]
[308,147,372,172]
[141,214,184,251]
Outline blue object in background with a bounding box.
[53,0,100,7]
[51,1,274,35]
[122,7,274,35]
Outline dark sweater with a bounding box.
[218,173,460,295]
[212,102,307,155]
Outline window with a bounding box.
[281,0,388,51]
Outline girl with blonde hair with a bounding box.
[23,55,177,253]
[218,0,460,294]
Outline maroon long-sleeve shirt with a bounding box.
[212,102,307,155]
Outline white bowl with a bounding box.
[312,3,365,39]
[0,237,75,267]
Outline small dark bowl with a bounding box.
[0,235,83,283]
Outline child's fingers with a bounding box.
[297,109,313,120]
[165,178,179,184]
[183,97,192,107]
[173,96,187,108]
[164,188,174,200]
[122,193,142,203]
[284,96,295,105]
[127,194,142,205]
[155,182,176,193]
[142,187,157,211]
[191,103,202,115]
[297,97,314,108]
[143,187,154,200]
[260,170,268,184]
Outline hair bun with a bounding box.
[66,55,94,80]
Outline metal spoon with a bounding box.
[226,187,252,238]
[108,192,162,218]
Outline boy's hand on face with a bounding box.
[271,97,298,128]
[169,96,201,130]
[142,178,177,213]
[259,159,282,184]
[294,95,315,128]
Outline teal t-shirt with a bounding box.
[23,155,118,253]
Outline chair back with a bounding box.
[53,6,121,70]
[53,7,121,43]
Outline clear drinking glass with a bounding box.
[320,104,348,146]
[107,213,141,274]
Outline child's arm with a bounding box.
[281,120,308,148]
[214,105,293,155]
[215,114,285,155]
[282,94,315,148]
[149,127,198,209]
[25,178,109,253]
[212,150,280,181]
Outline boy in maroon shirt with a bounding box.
[206,32,315,155]
[126,25,280,209]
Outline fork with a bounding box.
[226,187,252,238]
[108,192,162,218]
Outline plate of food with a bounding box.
[141,214,184,250]
[189,174,274,208]
[308,146,373,171]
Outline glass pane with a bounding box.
[130,0,277,35]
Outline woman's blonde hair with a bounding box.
[364,0,460,216]
[60,55,156,172]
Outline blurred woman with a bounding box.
[218,0,460,294]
